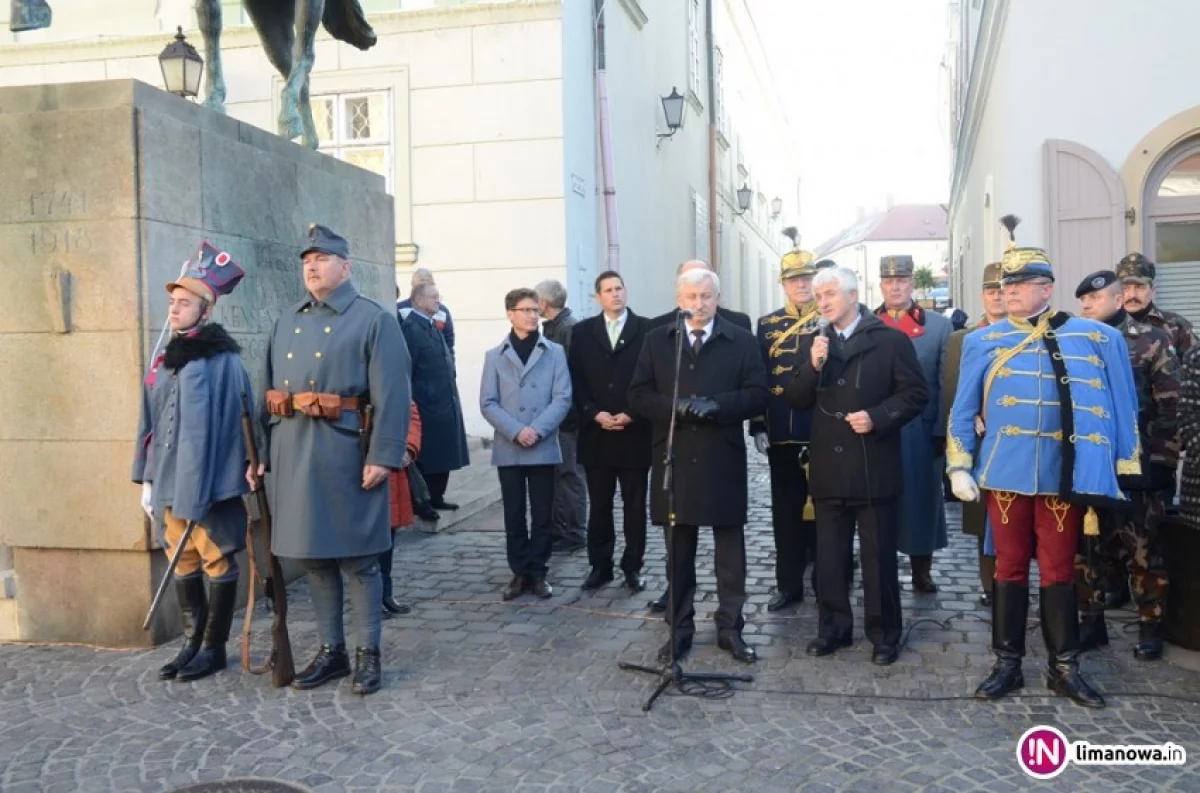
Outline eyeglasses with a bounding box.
[509,307,539,315]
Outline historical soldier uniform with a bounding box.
[942,262,1003,606]
[260,224,412,695]
[132,242,251,682]
[1117,252,1197,357]
[947,226,1140,708]
[750,247,822,610]
[874,255,951,593]
[1073,270,1178,661]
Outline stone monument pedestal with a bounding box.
[0,80,396,647]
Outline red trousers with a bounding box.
[984,492,1081,586]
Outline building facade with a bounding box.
[1,0,799,438]
[947,0,1200,322]
[814,203,948,309]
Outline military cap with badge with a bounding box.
[1074,270,1120,299]
[779,226,817,279]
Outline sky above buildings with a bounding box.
[754,0,951,248]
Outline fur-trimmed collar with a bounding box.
[163,323,241,371]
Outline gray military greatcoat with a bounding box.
[260,279,412,560]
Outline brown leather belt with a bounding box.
[266,389,365,420]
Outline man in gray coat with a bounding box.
[480,288,573,601]
[536,279,588,553]
[255,224,412,696]
[872,255,951,594]
[133,242,252,683]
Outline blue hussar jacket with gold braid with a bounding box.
[749,301,822,444]
[946,310,1141,510]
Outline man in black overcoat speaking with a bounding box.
[629,267,768,664]
[786,266,928,666]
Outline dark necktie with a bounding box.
[691,328,705,356]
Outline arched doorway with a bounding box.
[1143,137,1200,319]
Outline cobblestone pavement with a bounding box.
[3,451,1200,792]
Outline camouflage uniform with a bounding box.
[1072,269,1179,660]
[1117,252,1198,357]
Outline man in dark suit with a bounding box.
[570,271,652,593]
[644,259,751,612]
[629,267,769,664]
[786,266,928,667]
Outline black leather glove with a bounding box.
[674,399,697,423]
[931,436,946,458]
[686,396,720,422]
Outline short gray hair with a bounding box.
[411,282,437,302]
[676,259,711,276]
[535,279,568,309]
[677,268,721,294]
[411,268,434,287]
[812,266,858,295]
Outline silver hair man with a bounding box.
[676,267,722,293]
[535,279,569,310]
[812,266,859,295]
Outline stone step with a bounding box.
[410,439,500,534]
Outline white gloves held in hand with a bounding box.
[141,482,154,518]
[753,433,770,455]
[949,470,980,502]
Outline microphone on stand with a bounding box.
[678,308,695,319]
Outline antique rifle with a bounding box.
[239,391,295,687]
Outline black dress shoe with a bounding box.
[979,590,992,607]
[657,636,693,663]
[502,575,526,601]
[416,505,441,522]
[1134,621,1164,661]
[582,567,614,591]
[382,596,411,616]
[552,537,586,554]
[767,590,801,612]
[292,644,352,690]
[806,635,852,657]
[718,633,757,664]
[351,647,381,695]
[531,578,553,598]
[647,592,667,613]
[871,645,899,666]
[430,499,459,511]
[623,572,647,593]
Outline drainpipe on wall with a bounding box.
[595,0,621,272]
[705,0,719,273]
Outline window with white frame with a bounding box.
[692,190,710,263]
[311,91,393,192]
[688,0,703,100]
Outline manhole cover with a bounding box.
[167,781,311,793]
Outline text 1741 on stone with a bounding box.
[28,190,89,218]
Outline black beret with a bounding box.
[1075,270,1119,299]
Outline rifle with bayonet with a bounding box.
[239,390,295,687]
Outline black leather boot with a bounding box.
[1041,583,1105,708]
[910,554,938,594]
[975,581,1027,700]
[292,644,352,690]
[159,575,208,680]
[1134,620,1164,661]
[176,577,237,682]
[1079,610,1109,651]
[351,647,382,695]
[979,555,995,606]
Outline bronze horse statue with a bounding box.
[8,0,375,149]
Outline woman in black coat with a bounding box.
[785,269,928,665]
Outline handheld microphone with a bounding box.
[816,317,830,366]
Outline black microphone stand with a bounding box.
[619,310,753,712]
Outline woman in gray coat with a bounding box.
[132,244,251,683]
[480,288,572,601]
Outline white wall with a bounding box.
[950,0,1200,319]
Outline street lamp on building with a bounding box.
[732,183,753,216]
[158,26,204,99]
[657,87,685,140]
[770,196,783,219]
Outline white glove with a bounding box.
[753,433,770,455]
[949,470,980,502]
[141,482,154,518]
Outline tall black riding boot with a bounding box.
[975,581,1027,700]
[158,575,208,680]
[1041,583,1105,708]
[1079,607,1109,651]
[176,577,238,682]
